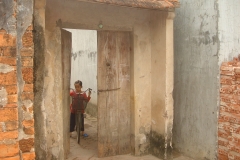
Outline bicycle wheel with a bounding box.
[75,111,81,144]
[77,111,82,144]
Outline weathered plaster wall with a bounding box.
[44,0,173,158]
[150,11,174,159]
[173,0,219,159]
[66,29,98,117]
[33,0,48,159]
[218,1,240,64]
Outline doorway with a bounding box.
[61,29,132,158]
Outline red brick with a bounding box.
[5,85,17,95]
[5,121,18,131]
[219,139,229,147]
[1,155,20,160]
[219,122,231,134]
[0,143,19,158]
[21,92,34,101]
[218,113,231,123]
[219,146,228,156]
[22,119,34,128]
[22,57,33,67]
[221,70,234,76]
[0,72,17,85]
[22,152,35,160]
[23,84,33,92]
[218,154,228,160]
[221,76,235,85]
[220,85,233,94]
[232,124,240,134]
[0,31,16,47]
[19,138,34,153]
[235,68,240,73]
[0,108,18,121]
[22,31,33,48]
[219,129,230,140]
[0,47,17,57]
[231,146,240,154]
[221,66,234,71]
[23,127,34,135]
[220,94,233,104]
[7,94,17,103]
[0,130,18,141]
[0,57,16,66]
[20,48,33,57]
[4,103,17,108]
[22,68,33,84]
[228,152,234,159]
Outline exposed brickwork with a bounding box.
[0,28,19,159]
[0,21,35,160]
[219,57,240,160]
[19,24,35,158]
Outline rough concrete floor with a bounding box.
[67,114,193,160]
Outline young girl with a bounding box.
[70,80,91,138]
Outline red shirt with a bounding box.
[70,91,91,113]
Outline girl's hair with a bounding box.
[74,80,82,87]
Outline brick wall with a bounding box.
[0,25,35,159]
[219,57,240,160]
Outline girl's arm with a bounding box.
[70,90,75,96]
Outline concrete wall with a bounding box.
[42,0,174,158]
[173,0,219,159]
[66,29,98,117]
[174,0,240,159]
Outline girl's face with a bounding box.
[74,83,82,92]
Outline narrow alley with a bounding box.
[67,114,193,160]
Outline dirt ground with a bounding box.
[66,114,193,160]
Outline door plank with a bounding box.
[117,32,131,155]
[98,31,131,157]
[61,29,72,158]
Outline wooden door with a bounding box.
[61,29,72,158]
[97,31,131,157]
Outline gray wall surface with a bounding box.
[66,29,98,117]
[173,0,219,159]
[218,1,240,64]
[174,0,240,159]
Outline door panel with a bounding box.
[61,29,72,158]
[97,31,131,158]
